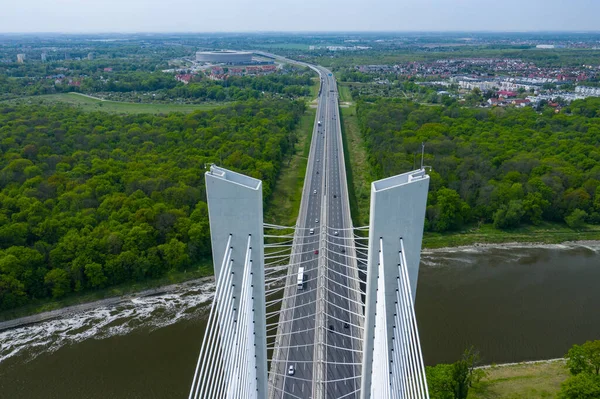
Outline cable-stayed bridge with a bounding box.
[188,55,431,399]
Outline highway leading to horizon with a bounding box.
[266,54,362,399]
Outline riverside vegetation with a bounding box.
[426,340,600,399]
[0,99,306,311]
[354,97,600,237]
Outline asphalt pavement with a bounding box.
[273,65,361,399]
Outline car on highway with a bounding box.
[313,190,317,194]
[334,231,339,236]
[314,249,319,255]
[344,323,350,329]
[333,194,337,198]
[309,228,314,235]
[288,365,295,375]
[318,120,321,126]
[315,218,319,223]
[340,248,345,253]
[329,325,334,332]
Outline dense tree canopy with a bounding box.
[566,340,600,376]
[356,97,600,232]
[560,340,600,399]
[0,99,305,310]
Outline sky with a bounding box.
[1,0,599,33]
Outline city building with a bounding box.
[195,50,253,64]
[16,54,25,63]
[175,74,193,84]
[41,52,47,62]
[575,86,600,97]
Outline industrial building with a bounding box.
[195,50,253,64]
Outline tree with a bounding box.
[84,262,107,288]
[430,188,470,232]
[559,373,600,399]
[0,274,27,310]
[493,200,525,229]
[451,347,486,399]
[426,363,454,399]
[565,209,588,229]
[566,340,600,376]
[44,268,70,298]
[157,238,190,271]
[426,347,485,399]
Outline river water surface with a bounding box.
[1,243,599,398]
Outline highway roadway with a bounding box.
[266,55,361,399]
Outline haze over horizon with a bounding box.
[2,0,599,34]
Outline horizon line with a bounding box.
[1,30,600,35]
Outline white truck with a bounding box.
[297,267,305,289]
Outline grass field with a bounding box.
[5,93,226,114]
[264,107,316,227]
[469,361,568,399]
[309,77,321,100]
[422,221,600,248]
[340,104,372,228]
[337,82,354,103]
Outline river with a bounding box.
[0,242,599,398]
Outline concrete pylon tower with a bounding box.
[205,165,268,398]
[360,169,430,399]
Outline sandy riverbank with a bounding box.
[422,240,600,253]
[0,276,214,332]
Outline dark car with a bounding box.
[329,325,334,332]
[344,323,350,329]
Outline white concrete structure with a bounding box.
[196,50,253,64]
[576,86,600,96]
[196,165,267,399]
[360,169,430,399]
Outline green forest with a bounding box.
[0,99,305,310]
[0,70,313,102]
[356,97,600,232]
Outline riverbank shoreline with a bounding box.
[470,359,569,399]
[422,222,600,249]
[0,275,214,332]
[476,357,565,369]
[422,239,600,253]
[2,239,598,331]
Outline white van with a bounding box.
[297,267,305,289]
[309,228,314,235]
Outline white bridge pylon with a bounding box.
[189,166,268,399]
[361,169,431,399]
[189,166,431,399]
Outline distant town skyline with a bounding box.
[2,0,599,33]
